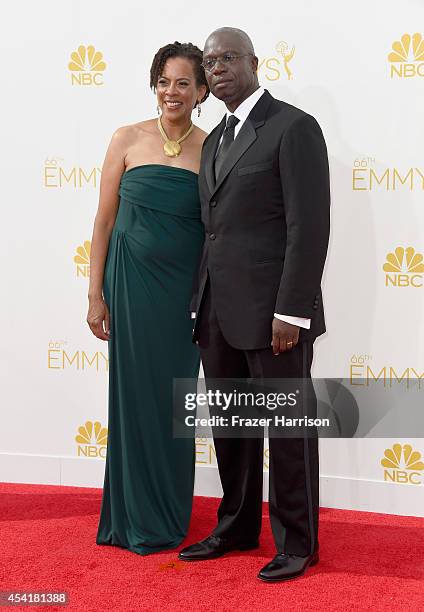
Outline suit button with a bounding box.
[313,305,318,309]
[209,233,216,240]
[210,201,217,207]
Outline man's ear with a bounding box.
[251,55,259,72]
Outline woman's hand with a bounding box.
[87,296,110,341]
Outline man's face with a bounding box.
[203,32,258,109]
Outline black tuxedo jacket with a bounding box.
[191,89,330,350]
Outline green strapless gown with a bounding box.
[96,164,204,555]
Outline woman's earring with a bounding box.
[197,102,201,117]
[157,104,161,115]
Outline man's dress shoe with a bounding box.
[178,534,259,561]
[258,552,319,582]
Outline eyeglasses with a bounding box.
[201,53,253,72]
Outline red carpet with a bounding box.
[0,483,423,611]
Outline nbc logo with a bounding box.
[383,246,424,287]
[258,40,295,81]
[68,45,107,86]
[381,443,424,485]
[74,241,91,278]
[388,33,424,78]
[75,421,108,458]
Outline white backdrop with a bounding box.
[1,0,423,516]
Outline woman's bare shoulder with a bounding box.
[112,119,156,142]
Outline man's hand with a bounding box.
[271,318,300,355]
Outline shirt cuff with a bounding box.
[274,313,311,329]
[191,312,196,319]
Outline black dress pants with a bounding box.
[196,277,319,557]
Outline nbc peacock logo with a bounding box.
[381,443,424,485]
[74,241,91,278]
[75,420,108,458]
[388,33,424,78]
[68,45,107,86]
[383,246,424,287]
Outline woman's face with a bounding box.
[156,57,204,122]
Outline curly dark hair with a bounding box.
[150,41,209,104]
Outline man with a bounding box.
[178,27,330,582]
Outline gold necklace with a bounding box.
[157,116,194,157]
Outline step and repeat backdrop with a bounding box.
[1,1,423,515]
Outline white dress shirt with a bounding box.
[193,86,311,330]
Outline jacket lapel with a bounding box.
[211,90,273,196]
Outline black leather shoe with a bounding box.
[178,534,259,561]
[257,552,319,582]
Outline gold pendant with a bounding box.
[163,140,182,157]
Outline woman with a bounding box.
[87,42,209,555]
